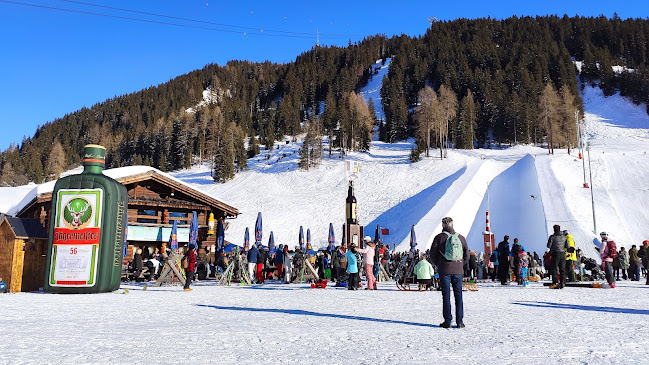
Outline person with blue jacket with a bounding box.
[346,243,360,290]
[274,244,285,279]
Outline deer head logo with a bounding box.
[63,197,93,229]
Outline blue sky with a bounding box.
[1,1,648,151]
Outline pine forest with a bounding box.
[2,15,649,185]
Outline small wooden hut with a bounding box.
[0,216,48,292]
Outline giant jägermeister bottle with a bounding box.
[44,144,128,293]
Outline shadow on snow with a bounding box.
[196,304,436,327]
[512,301,649,315]
[365,166,467,247]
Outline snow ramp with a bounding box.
[394,159,505,252]
[465,154,548,255]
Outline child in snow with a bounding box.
[517,246,529,286]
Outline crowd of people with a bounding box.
[123,226,649,295]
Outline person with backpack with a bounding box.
[489,252,498,281]
[497,236,511,285]
[430,217,469,329]
[599,232,617,288]
[183,244,197,291]
[547,225,568,289]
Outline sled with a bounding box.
[310,279,328,289]
[462,278,478,292]
[395,278,434,291]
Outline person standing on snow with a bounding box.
[246,244,259,283]
[274,244,285,279]
[346,243,360,290]
[599,232,617,288]
[357,237,377,290]
[547,225,568,289]
[629,245,641,281]
[430,217,469,329]
[256,244,268,284]
[564,230,577,282]
[414,253,435,290]
[618,247,629,280]
[497,235,511,285]
[183,244,197,291]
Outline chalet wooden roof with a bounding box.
[2,216,48,239]
[14,167,239,218]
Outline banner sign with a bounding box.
[345,160,362,181]
[126,225,190,242]
[50,189,103,287]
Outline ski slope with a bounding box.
[171,83,649,261]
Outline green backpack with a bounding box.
[442,231,463,261]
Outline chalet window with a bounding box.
[137,209,158,224]
[168,212,188,225]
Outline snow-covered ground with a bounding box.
[2,280,648,364]
[2,68,649,363]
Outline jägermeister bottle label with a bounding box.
[50,189,103,286]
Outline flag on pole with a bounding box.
[216,218,224,251]
[268,231,275,254]
[189,211,198,249]
[327,223,335,252]
[374,224,383,244]
[255,212,263,245]
[244,227,250,250]
[409,225,417,253]
[299,226,305,252]
[169,220,178,252]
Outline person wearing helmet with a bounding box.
[357,236,377,290]
[564,230,577,282]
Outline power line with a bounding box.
[0,0,363,39]
[58,0,360,37]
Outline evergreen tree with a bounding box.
[247,134,260,158]
[213,122,235,182]
[457,89,477,149]
[44,139,66,182]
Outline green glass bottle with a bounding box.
[43,145,128,293]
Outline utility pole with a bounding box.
[587,142,597,234]
[578,111,588,188]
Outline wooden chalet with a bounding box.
[0,216,49,292]
[13,166,239,263]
